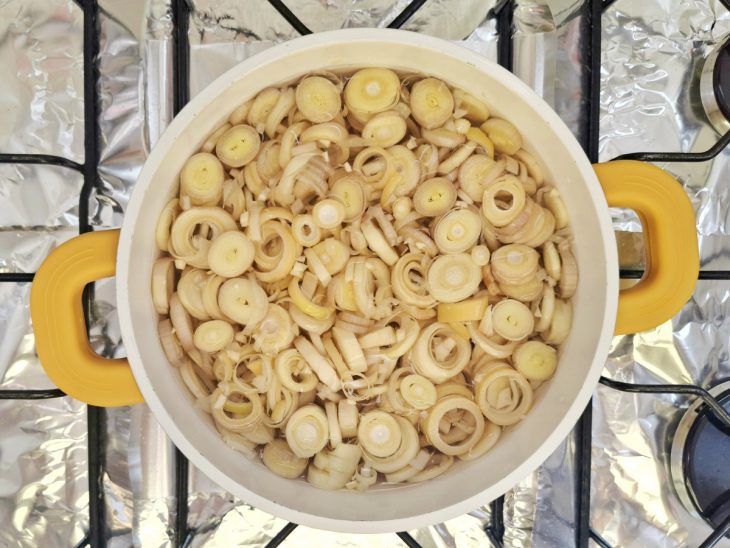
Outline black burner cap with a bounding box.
[683,389,730,533]
[713,38,730,123]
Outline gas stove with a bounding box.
[1,0,730,546]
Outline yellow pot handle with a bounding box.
[30,229,144,407]
[593,160,699,335]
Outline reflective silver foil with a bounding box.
[0,0,85,386]
[6,0,729,546]
[595,0,730,546]
[0,2,89,546]
[0,0,171,544]
[98,2,178,546]
[533,1,730,547]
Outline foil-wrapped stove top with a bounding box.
[2,0,730,546]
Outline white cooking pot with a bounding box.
[30,29,699,533]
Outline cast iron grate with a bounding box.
[2,0,730,546]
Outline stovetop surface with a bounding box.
[2,1,730,546]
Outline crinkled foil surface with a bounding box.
[589,1,730,546]
[2,0,730,546]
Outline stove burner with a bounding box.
[671,381,730,536]
[701,37,730,133]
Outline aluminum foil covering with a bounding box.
[9,0,730,546]
[589,281,730,548]
[530,1,730,547]
[0,0,562,544]
[0,0,162,544]
[600,0,730,253]
[185,0,500,97]
[0,2,89,546]
[0,0,85,382]
[97,2,179,546]
[527,3,587,545]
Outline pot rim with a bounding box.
[116,28,618,533]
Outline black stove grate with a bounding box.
[2,0,730,546]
